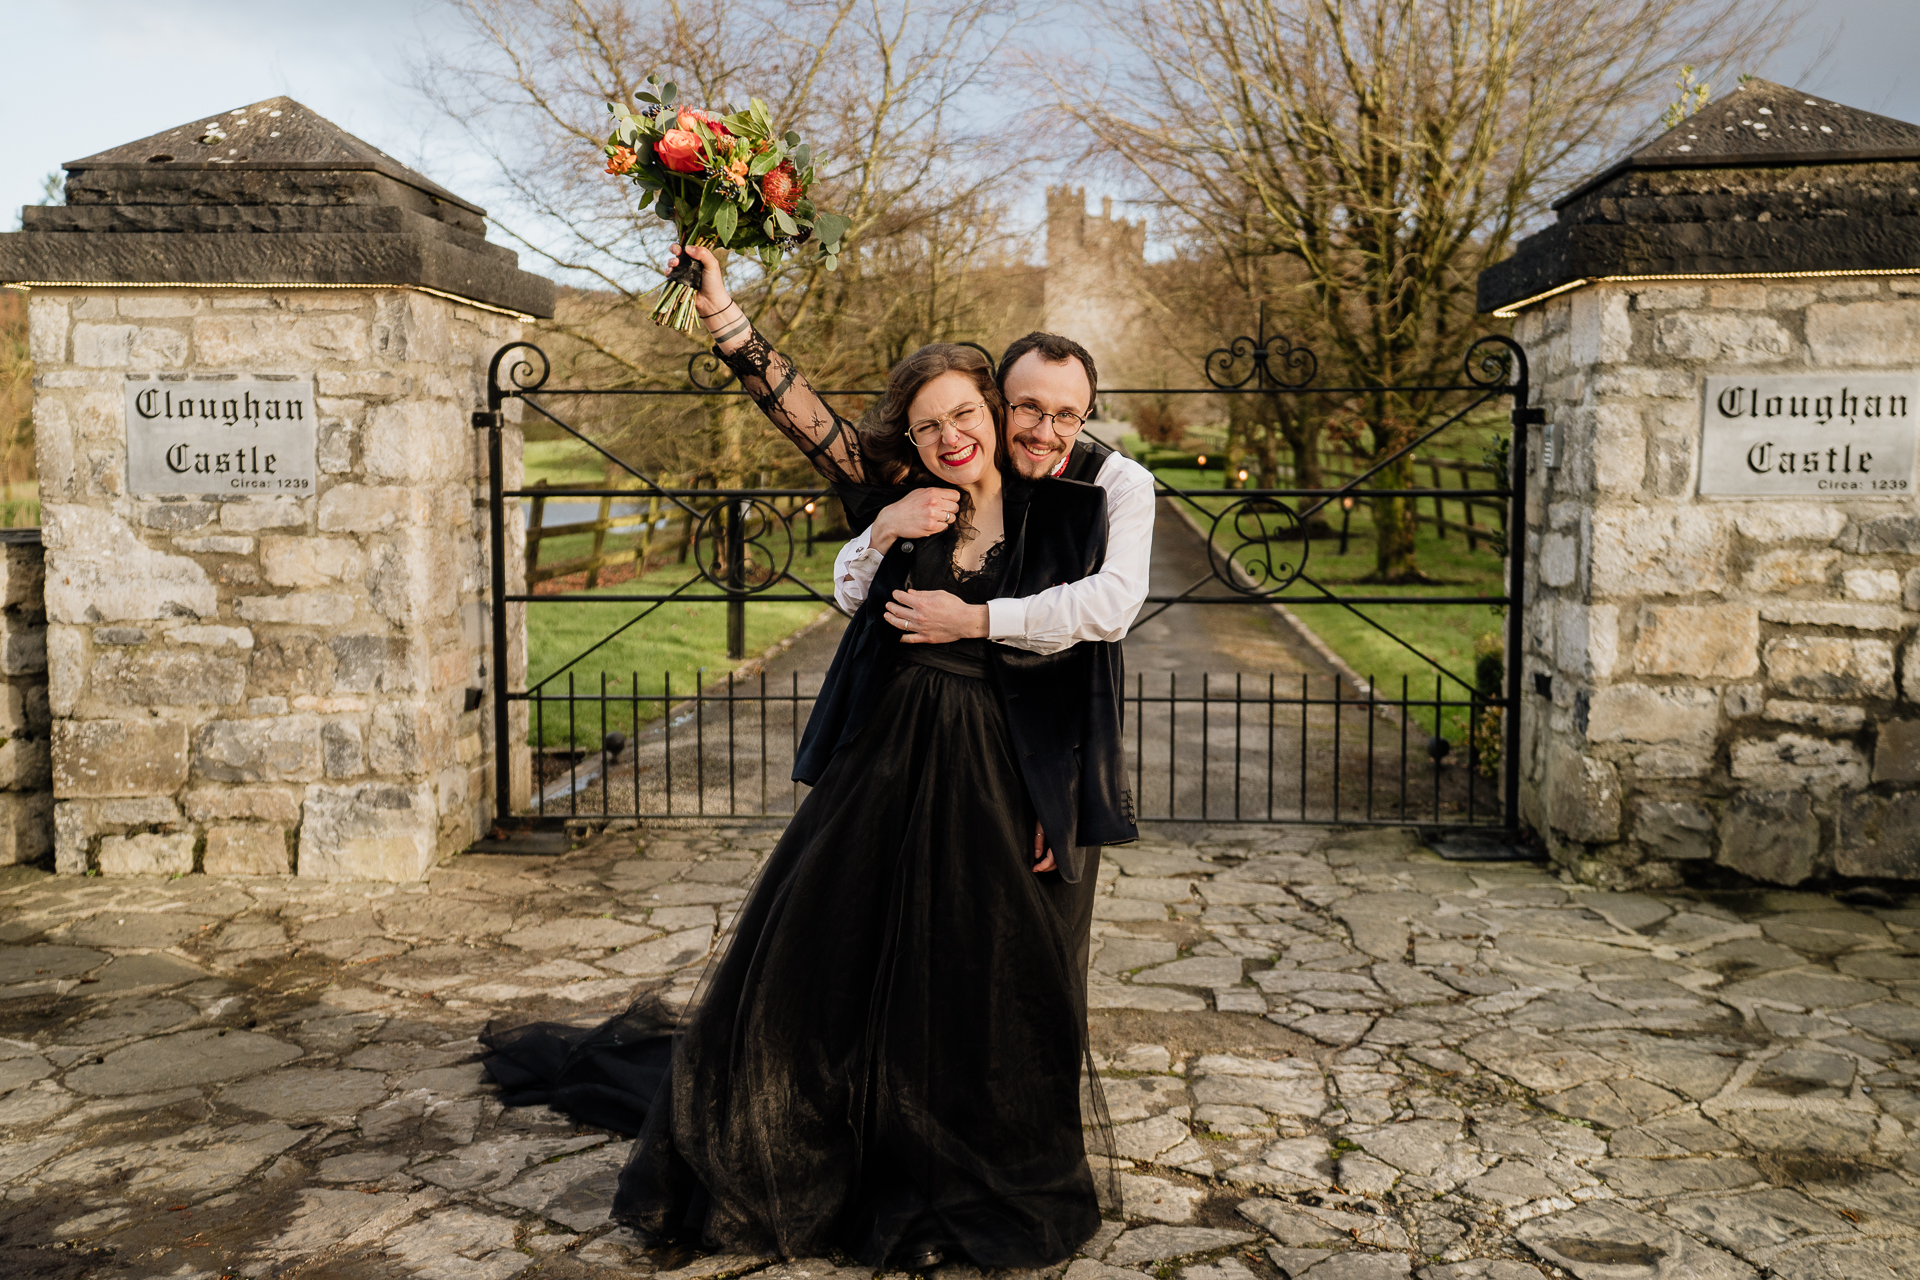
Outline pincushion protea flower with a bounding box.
[761,160,801,214]
[602,75,852,336]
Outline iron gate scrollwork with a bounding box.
[475,318,1533,833]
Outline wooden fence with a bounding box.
[524,477,679,589]
[524,477,830,590]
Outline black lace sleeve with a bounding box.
[717,326,866,485]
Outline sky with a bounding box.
[1,0,1916,283]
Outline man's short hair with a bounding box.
[997,332,1098,412]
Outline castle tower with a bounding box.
[1041,188,1147,385]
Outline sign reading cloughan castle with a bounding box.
[124,373,317,496]
[1699,372,1918,497]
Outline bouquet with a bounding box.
[604,75,851,337]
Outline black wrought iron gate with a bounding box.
[473,329,1533,832]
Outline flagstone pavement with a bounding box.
[2,822,1918,1280]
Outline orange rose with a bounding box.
[726,157,750,184]
[603,145,638,176]
[655,128,705,174]
[677,107,730,137]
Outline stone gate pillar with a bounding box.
[1480,80,1920,888]
[0,97,552,880]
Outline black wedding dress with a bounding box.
[483,535,1111,1268]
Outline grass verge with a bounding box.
[524,548,842,749]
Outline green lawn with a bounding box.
[1141,450,1510,746]
[524,439,610,487]
[523,549,842,749]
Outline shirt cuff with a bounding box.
[986,596,1026,640]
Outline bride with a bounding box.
[485,245,1130,1270]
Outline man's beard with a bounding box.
[1007,430,1067,479]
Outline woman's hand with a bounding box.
[668,243,735,327]
[885,589,989,644]
[1032,822,1055,874]
[868,489,960,553]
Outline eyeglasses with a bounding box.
[907,401,990,447]
[1008,402,1089,438]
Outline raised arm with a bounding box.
[671,243,867,485]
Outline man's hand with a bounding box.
[884,589,989,644]
[1032,821,1056,874]
[869,489,960,552]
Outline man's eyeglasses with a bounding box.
[907,402,990,447]
[1008,402,1089,438]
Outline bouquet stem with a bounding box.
[650,243,712,338]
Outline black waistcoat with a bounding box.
[1055,435,1133,853]
[795,476,1136,881]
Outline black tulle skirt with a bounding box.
[483,652,1106,1268]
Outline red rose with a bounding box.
[761,159,801,213]
[655,129,705,174]
[603,145,638,176]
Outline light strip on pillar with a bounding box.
[1492,266,1920,318]
[2,279,537,322]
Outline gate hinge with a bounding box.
[472,410,503,430]
[1512,407,1546,426]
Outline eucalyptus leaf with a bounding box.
[784,130,801,147]
[764,215,779,239]
[794,143,811,169]
[655,193,675,221]
[823,252,840,271]
[796,198,816,220]
[635,90,659,104]
[661,81,678,104]
[773,209,798,236]
[813,212,851,249]
[713,203,738,244]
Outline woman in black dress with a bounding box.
[484,247,1128,1270]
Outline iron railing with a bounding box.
[521,669,1504,827]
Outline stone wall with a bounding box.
[0,532,49,866]
[29,287,526,880]
[1514,278,1920,887]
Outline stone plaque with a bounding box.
[1700,373,1918,498]
[124,374,317,496]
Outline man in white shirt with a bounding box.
[830,331,1157,655]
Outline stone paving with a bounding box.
[2,823,1918,1280]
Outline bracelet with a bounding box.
[696,299,741,323]
[711,314,751,343]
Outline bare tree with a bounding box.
[1053,0,1796,581]
[419,0,1043,486]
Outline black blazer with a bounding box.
[794,476,1136,881]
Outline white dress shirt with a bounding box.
[831,450,1156,655]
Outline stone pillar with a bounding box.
[1480,80,1920,887]
[0,96,552,879]
[0,532,50,866]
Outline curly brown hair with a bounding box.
[860,344,1010,528]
